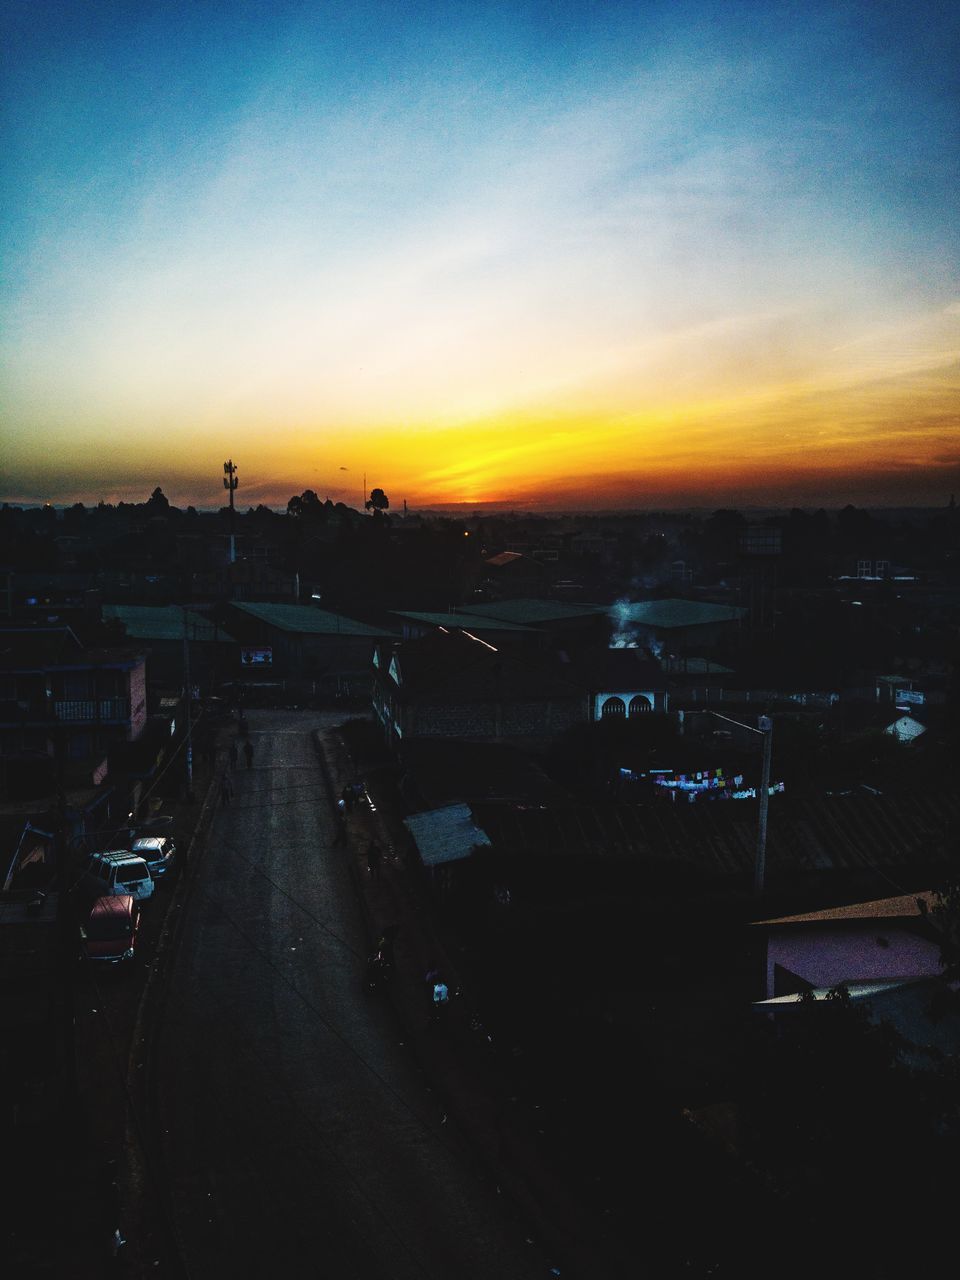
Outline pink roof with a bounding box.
[756,890,937,927]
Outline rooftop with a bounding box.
[461,598,607,625]
[230,601,393,637]
[616,596,742,627]
[756,891,938,927]
[104,604,220,643]
[391,610,535,633]
[403,803,493,867]
[612,599,746,629]
[385,630,585,702]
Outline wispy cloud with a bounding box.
[2,2,958,506]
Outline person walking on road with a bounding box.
[430,976,450,1024]
[229,741,238,770]
[220,775,233,807]
[243,738,254,768]
[334,796,347,843]
[366,840,382,880]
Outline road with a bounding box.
[152,710,550,1280]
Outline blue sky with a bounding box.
[2,1,958,507]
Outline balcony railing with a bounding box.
[53,698,131,723]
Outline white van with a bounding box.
[80,850,155,902]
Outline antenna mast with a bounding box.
[223,459,238,564]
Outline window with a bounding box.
[601,696,626,718]
[629,695,652,714]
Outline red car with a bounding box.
[82,894,140,966]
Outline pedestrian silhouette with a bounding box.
[220,776,233,807]
[366,841,382,880]
[229,741,238,770]
[430,977,450,1024]
[243,739,254,768]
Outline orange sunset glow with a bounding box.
[2,3,957,510]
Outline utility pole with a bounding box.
[754,715,773,897]
[183,607,194,799]
[223,459,238,564]
[708,710,775,1002]
[707,710,774,897]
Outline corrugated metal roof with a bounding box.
[470,792,960,879]
[614,600,746,629]
[103,604,219,642]
[230,601,392,636]
[461,598,608,625]
[390,630,584,702]
[756,891,937,926]
[404,804,492,866]
[391,611,535,632]
[484,551,526,567]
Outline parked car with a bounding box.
[131,835,177,879]
[81,894,140,965]
[79,850,155,902]
[134,814,174,835]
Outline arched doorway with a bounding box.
[601,696,626,718]
[629,695,652,715]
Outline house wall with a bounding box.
[594,689,668,718]
[128,661,147,740]
[404,696,586,741]
[765,925,942,999]
[640,620,739,656]
[259,630,376,676]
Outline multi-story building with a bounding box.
[0,626,147,798]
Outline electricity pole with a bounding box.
[183,607,193,799]
[709,710,774,1001]
[707,711,774,897]
[223,459,238,564]
[754,715,773,897]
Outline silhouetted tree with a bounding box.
[365,487,389,516]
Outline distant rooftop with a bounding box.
[391,610,535,633]
[403,803,492,867]
[230,601,393,637]
[0,626,143,670]
[104,604,219,643]
[663,656,735,676]
[612,599,745,629]
[461,598,607,625]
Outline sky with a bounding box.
[1,0,958,511]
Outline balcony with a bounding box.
[54,698,131,723]
[0,696,132,727]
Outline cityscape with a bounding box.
[2,3,958,1279]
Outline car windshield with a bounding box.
[118,865,149,882]
[87,916,133,940]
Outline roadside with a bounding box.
[63,747,221,1279]
[58,708,627,1279]
[315,721,633,1280]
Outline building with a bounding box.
[103,604,227,691]
[460,598,610,649]
[570,647,670,719]
[388,610,540,651]
[0,627,147,798]
[372,629,588,749]
[609,599,745,657]
[754,891,945,1002]
[223,601,395,689]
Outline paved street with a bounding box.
[152,711,550,1279]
